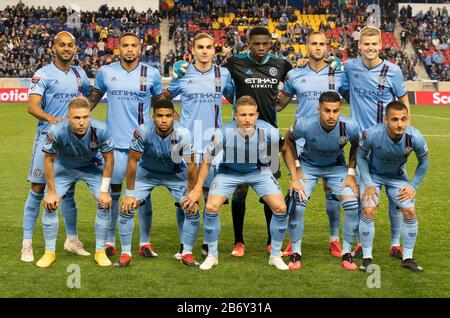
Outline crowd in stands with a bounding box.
[400,4,450,81]
[165,0,419,81]
[0,2,162,78]
[1,0,447,82]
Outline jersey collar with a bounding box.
[246,52,271,65]
[360,57,385,71]
[52,62,71,75]
[191,63,213,74]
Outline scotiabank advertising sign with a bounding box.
[0,88,29,102]
[414,92,450,105]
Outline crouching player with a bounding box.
[282,92,360,270]
[182,96,290,271]
[357,101,429,272]
[118,100,197,267]
[37,97,114,267]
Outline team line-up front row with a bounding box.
[32,92,428,272]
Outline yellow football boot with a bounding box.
[36,250,56,268]
[95,249,112,267]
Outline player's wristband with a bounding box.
[295,160,301,168]
[125,189,135,197]
[348,168,356,176]
[100,177,111,192]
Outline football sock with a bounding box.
[95,205,111,251]
[342,197,359,254]
[401,217,418,260]
[60,189,78,236]
[231,194,246,244]
[106,191,121,244]
[204,211,220,256]
[42,209,59,251]
[270,212,288,257]
[23,190,44,240]
[138,196,153,244]
[359,215,375,259]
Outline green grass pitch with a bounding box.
[0,102,449,297]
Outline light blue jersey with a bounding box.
[130,120,193,175]
[207,119,280,174]
[167,64,234,153]
[43,119,113,169]
[94,62,164,149]
[289,115,359,167]
[283,64,348,118]
[344,58,406,131]
[29,63,92,134]
[358,123,428,179]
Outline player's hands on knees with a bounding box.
[181,187,202,211]
[99,192,112,210]
[362,186,378,204]
[172,60,188,78]
[44,192,60,211]
[121,196,138,214]
[290,177,306,202]
[397,185,416,202]
[341,175,359,197]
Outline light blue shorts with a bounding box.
[360,173,415,209]
[28,133,47,184]
[54,163,103,199]
[299,163,356,201]
[209,169,282,198]
[111,148,129,185]
[134,166,187,204]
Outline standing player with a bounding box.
[36,97,114,268]
[88,32,164,258]
[174,27,292,256]
[357,101,428,272]
[276,31,349,258]
[182,96,289,270]
[163,33,234,258]
[282,92,360,270]
[340,26,411,258]
[117,100,197,267]
[22,31,92,262]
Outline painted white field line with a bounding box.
[413,114,450,121]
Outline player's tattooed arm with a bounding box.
[87,88,104,111]
[282,130,306,201]
[186,153,198,193]
[43,153,60,211]
[341,136,359,197]
[121,149,143,213]
[28,94,64,125]
[276,91,292,112]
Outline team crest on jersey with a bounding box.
[269,67,278,76]
[339,136,348,145]
[215,77,221,87]
[31,76,41,84]
[140,76,148,86]
[106,138,113,148]
[378,76,386,86]
[404,146,413,156]
[33,169,42,177]
[328,75,336,85]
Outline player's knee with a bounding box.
[205,202,221,213]
[401,207,416,219]
[362,207,377,219]
[271,201,287,215]
[31,183,45,194]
